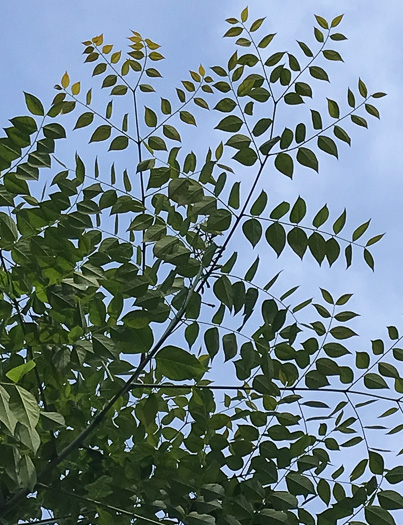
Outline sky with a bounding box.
[2,0,403,520]
[1,0,402,341]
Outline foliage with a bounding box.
[0,7,400,525]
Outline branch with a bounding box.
[37,483,166,525]
[0,266,204,517]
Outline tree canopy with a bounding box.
[0,7,401,525]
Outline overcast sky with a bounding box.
[1,0,402,344]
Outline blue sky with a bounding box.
[1,0,402,340]
[2,1,403,518]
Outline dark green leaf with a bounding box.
[109,136,129,151]
[24,92,44,116]
[287,227,308,259]
[216,116,243,132]
[296,147,318,172]
[233,147,258,166]
[323,50,343,61]
[90,125,112,143]
[309,66,329,81]
[318,136,338,157]
[214,98,237,112]
[156,346,205,380]
[289,197,306,223]
[266,223,286,257]
[274,153,293,178]
[243,219,262,247]
[333,209,346,234]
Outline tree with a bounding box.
[0,6,401,524]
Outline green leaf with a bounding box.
[74,112,94,129]
[378,490,403,510]
[180,111,196,126]
[315,15,329,29]
[228,181,240,209]
[296,147,318,172]
[0,385,17,433]
[214,98,237,112]
[187,512,216,525]
[311,110,323,130]
[0,212,18,243]
[11,385,40,429]
[260,136,280,155]
[250,190,268,215]
[109,136,129,151]
[333,209,347,234]
[318,136,338,157]
[243,218,262,247]
[233,147,258,166]
[330,326,357,339]
[309,232,326,264]
[156,346,205,381]
[223,333,237,361]
[259,34,276,48]
[297,41,313,57]
[287,227,308,259]
[41,411,65,427]
[388,326,399,340]
[213,276,233,309]
[352,220,370,241]
[265,52,285,66]
[270,201,290,219]
[226,134,250,151]
[43,123,66,139]
[24,92,44,116]
[331,14,344,27]
[280,128,293,149]
[327,98,340,118]
[369,450,384,475]
[266,222,286,257]
[161,98,172,114]
[333,125,351,145]
[295,123,306,143]
[323,50,343,61]
[289,197,306,223]
[145,107,157,127]
[313,205,329,228]
[284,93,304,105]
[6,361,36,383]
[252,118,272,137]
[216,116,243,132]
[286,472,315,496]
[314,27,324,42]
[358,78,368,97]
[148,135,167,151]
[351,115,368,128]
[204,328,219,359]
[309,66,329,81]
[90,125,112,143]
[364,249,374,270]
[365,104,380,119]
[224,27,243,38]
[250,17,265,32]
[386,466,403,484]
[365,506,396,525]
[364,373,388,389]
[163,124,181,141]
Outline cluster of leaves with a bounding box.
[0,7,401,525]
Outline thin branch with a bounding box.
[0,266,204,517]
[0,251,57,456]
[128,382,403,403]
[37,483,165,525]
